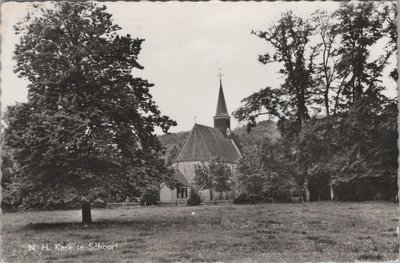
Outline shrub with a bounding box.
[140,189,160,206]
[247,194,265,204]
[263,173,301,203]
[93,198,106,208]
[187,189,202,206]
[233,192,249,204]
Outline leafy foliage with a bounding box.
[193,157,233,200]
[186,188,202,206]
[237,140,300,202]
[233,192,267,204]
[234,2,397,201]
[4,2,176,210]
[326,98,398,199]
[241,11,317,133]
[140,189,160,206]
[333,2,390,111]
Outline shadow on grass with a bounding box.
[24,217,221,231]
[357,253,383,261]
[25,220,155,231]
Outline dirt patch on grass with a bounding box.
[357,253,383,261]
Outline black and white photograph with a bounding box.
[0,1,398,262]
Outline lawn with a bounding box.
[2,202,399,262]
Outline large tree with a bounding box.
[325,2,396,200]
[5,2,176,223]
[333,2,388,109]
[235,11,317,200]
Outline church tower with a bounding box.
[213,77,231,136]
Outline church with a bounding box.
[160,78,242,203]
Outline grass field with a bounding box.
[2,202,399,262]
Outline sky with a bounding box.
[1,1,397,134]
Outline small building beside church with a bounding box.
[160,79,242,203]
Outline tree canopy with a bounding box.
[234,2,397,202]
[193,157,233,201]
[3,2,176,213]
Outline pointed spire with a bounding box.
[214,75,230,118]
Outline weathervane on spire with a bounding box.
[217,68,224,81]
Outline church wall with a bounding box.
[173,161,201,182]
[173,161,238,183]
[160,184,173,202]
[161,186,236,202]
[198,189,237,201]
[160,183,192,203]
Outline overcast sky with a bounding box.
[1,1,396,134]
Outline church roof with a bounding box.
[174,124,241,163]
[214,79,230,118]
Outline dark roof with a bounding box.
[174,124,241,163]
[173,167,191,185]
[214,80,230,118]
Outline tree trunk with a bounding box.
[82,198,92,224]
[304,176,310,202]
[324,88,330,117]
[209,189,213,201]
[330,184,335,201]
